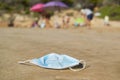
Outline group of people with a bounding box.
[31,7,94,29]
[7,5,110,28]
[31,14,71,29]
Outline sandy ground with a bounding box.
[0,21,120,80]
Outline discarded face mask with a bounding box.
[18,53,86,71]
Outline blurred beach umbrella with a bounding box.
[44,1,68,11]
[30,3,44,12]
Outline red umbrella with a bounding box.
[30,3,44,12]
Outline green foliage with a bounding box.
[20,0,30,7]
[90,0,102,4]
[99,5,120,20]
[42,0,51,3]
[61,0,73,6]
[79,0,103,6]
[0,2,14,12]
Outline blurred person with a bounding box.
[8,14,16,27]
[45,14,52,28]
[80,8,94,29]
[53,15,61,28]
[104,15,110,26]
[54,21,61,28]
[62,15,70,28]
[38,17,46,28]
[31,18,39,28]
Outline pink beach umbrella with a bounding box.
[30,3,44,12]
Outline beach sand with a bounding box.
[0,22,120,80]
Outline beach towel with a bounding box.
[18,53,86,71]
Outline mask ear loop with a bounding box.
[18,60,31,64]
[69,60,86,71]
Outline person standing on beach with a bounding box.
[62,15,70,28]
[45,14,52,28]
[8,14,16,27]
[80,8,94,29]
[104,15,110,26]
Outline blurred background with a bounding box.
[0,0,120,20]
[0,0,120,27]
